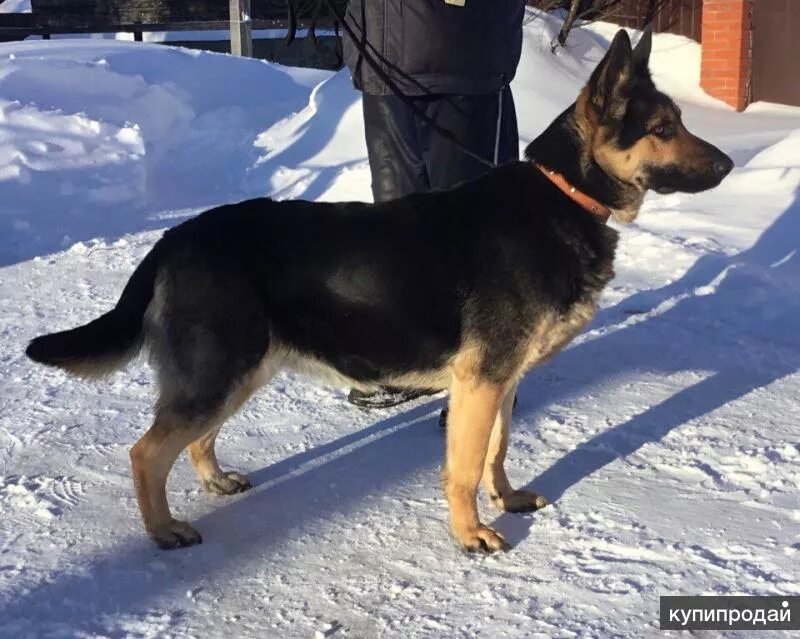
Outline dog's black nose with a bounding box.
[713,156,734,177]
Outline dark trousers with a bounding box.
[362,88,519,203]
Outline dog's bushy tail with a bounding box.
[26,245,161,378]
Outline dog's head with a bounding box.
[530,28,734,223]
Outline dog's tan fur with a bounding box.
[130,412,201,543]
[439,302,599,549]
[521,300,599,372]
[443,348,508,551]
[594,112,690,188]
[570,87,651,224]
[482,382,517,501]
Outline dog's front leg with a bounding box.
[444,357,508,552]
[482,381,549,512]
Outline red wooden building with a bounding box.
[535,0,800,110]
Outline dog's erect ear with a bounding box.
[588,29,633,120]
[632,24,653,78]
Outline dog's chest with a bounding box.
[520,297,597,374]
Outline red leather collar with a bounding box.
[534,162,612,223]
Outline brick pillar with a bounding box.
[700,0,753,111]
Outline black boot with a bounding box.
[347,386,439,409]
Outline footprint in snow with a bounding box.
[0,474,85,519]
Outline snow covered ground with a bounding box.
[0,1,31,13]
[1,10,798,638]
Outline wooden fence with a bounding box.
[529,0,703,42]
[0,0,348,56]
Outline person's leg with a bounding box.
[363,87,519,199]
[423,85,519,190]
[362,92,429,203]
[422,87,520,426]
[351,89,520,410]
[349,93,436,409]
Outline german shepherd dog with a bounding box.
[26,29,732,552]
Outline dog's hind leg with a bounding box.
[481,382,516,501]
[130,410,211,549]
[443,353,508,552]
[188,425,252,495]
[186,357,277,496]
[131,371,266,550]
[131,361,272,549]
[133,264,273,548]
[482,381,549,513]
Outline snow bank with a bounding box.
[0,0,31,13]
[0,39,332,264]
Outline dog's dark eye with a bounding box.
[650,123,671,139]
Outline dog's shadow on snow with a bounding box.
[2,192,799,632]
[0,401,450,635]
[494,187,800,546]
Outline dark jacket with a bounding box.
[343,0,526,96]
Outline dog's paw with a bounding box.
[453,524,509,553]
[492,490,549,513]
[150,519,203,550]
[203,471,252,496]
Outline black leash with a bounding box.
[294,0,498,169]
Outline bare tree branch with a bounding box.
[529,0,678,52]
[555,0,582,51]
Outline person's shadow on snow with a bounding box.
[1,190,798,633]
